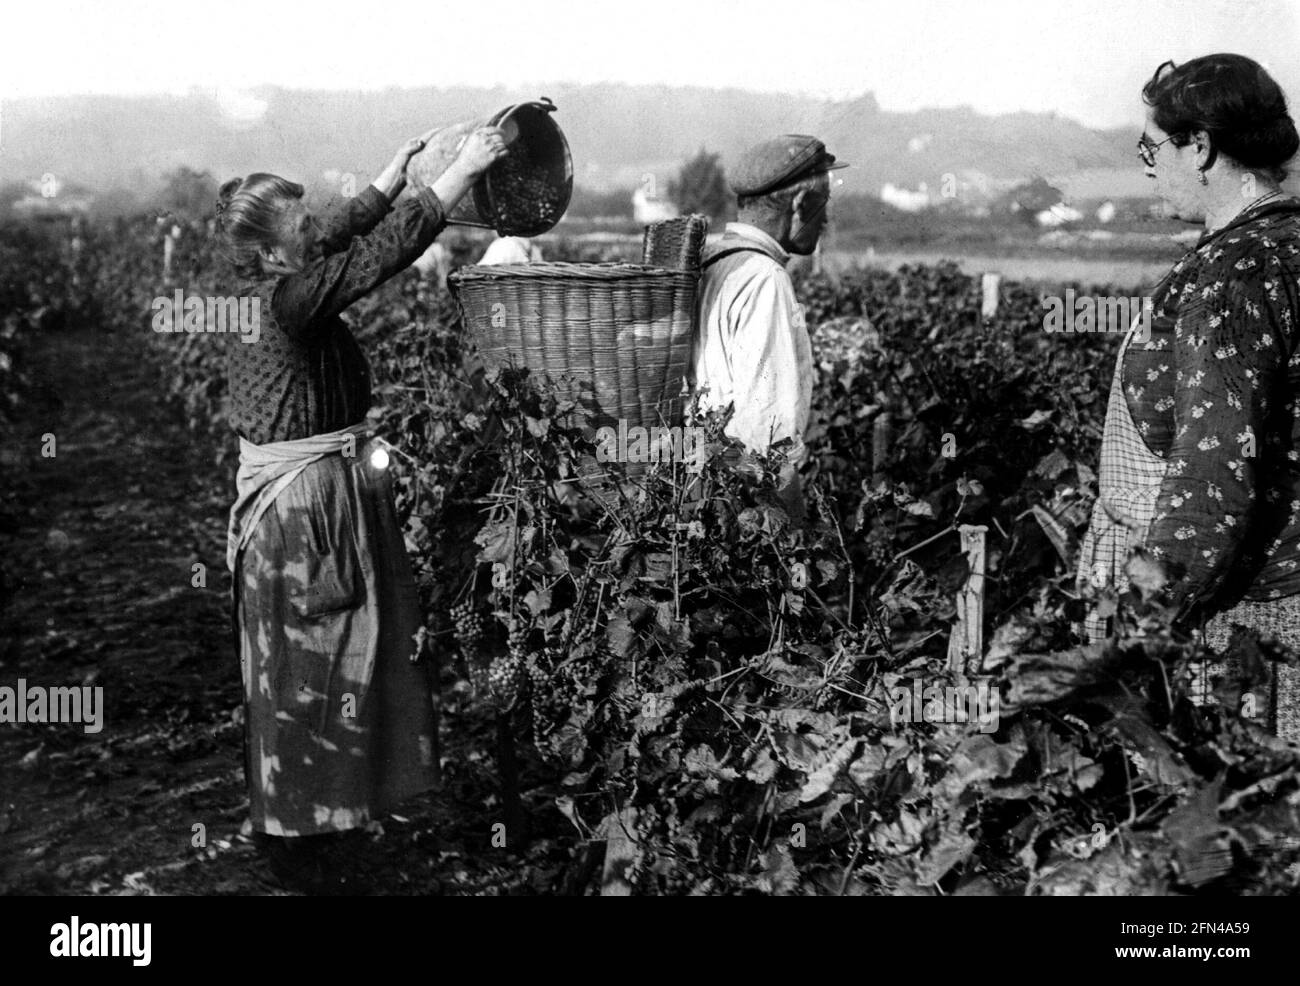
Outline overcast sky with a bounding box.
[5,0,1299,128]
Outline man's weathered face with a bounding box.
[787,174,831,255]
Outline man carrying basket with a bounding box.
[692,134,845,515]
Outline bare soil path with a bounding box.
[0,327,564,895]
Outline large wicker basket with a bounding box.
[642,214,709,271]
[449,262,698,438]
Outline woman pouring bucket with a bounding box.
[214,123,508,892]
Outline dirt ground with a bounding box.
[0,327,572,896]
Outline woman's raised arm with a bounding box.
[269,128,507,338]
[315,186,391,256]
[271,188,448,337]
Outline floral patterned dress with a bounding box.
[1078,196,1300,740]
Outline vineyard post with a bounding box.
[947,524,988,673]
[599,806,639,895]
[163,228,175,283]
[981,273,1001,319]
[498,458,525,844]
[871,412,892,483]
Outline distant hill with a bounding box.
[0,83,1151,208]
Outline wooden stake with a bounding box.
[948,524,988,673]
[600,807,639,896]
[871,412,893,483]
[981,273,1001,319]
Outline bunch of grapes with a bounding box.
[450,599,484,658]
[528,648,582,755]
[526,645,558,709]
[637,804,660,841]
[478,620,529,710]
[507,621,529,662]
[569,617,594,648]
[657,866,694,896]
[664,810,682,842]
[487,653,525,710]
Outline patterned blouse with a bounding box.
[228,185,447,445]
[1122,197,1300,623]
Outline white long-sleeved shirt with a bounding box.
[692,223,812,461]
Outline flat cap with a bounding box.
[729,134,848,197]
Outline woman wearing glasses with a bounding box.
[1077,54,1300,741]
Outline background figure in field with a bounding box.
[412,239,451,287]
[692,134,845,522]
[1076,54,1300,741]
[162,220,182,283]
[478,234,543,265]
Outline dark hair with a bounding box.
[1142,54,1300,182]
[214,173,305,278]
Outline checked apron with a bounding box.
[1076,318,1167,642]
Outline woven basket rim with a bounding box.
[449,261,698,285]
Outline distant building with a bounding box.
[945,171,1003,206]
[881,182,931,213]
[1003,177,1065,219]
[1095,201,1117,224]
[1035,203,1084,227]
[11,175,93,217]
[11,195,93,217]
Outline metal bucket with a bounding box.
[407,97,573,237]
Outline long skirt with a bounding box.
[235,440,438,836]
[1201,596,1300,743]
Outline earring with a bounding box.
[1199,171,1208,186]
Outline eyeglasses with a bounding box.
[1137,132,1178,168]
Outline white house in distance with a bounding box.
[12,193,93,217]
[11,175,93,217]
[1035,202,1085,227]
[881,182,931,212]
[633,185,678,224]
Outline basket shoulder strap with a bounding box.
[701,246,772,269]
